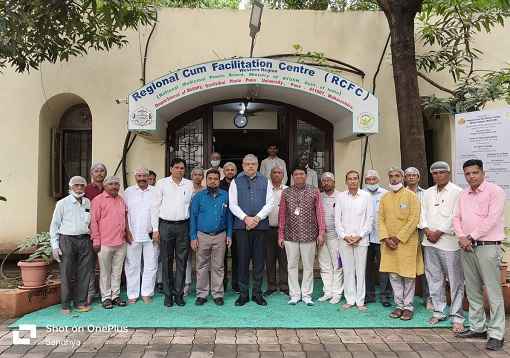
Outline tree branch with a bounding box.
[417,71,456,95]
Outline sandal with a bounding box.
[428,316,445,325]
[102,299,113,309]
[389,308,403,319]
[452,322,465,333]
[112,297,127,307]
[400,309,414,321]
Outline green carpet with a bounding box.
[11,280,461,329]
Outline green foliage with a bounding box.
[158,0,239,8]
[0,0,157,73]
[16,232,53,263]
[265,0,379,10]
[417,0,510,114]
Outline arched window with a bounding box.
[52,104,92,197]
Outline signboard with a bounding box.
[128,57,378,136]
[454,107,510,198]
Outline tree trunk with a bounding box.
[377,0,428,187]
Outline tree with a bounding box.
[0,0,157,73]
[159,0,239,8]
[376,0,428,185]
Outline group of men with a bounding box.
[49,141,507,351]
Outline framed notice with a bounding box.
[454,107,510,198]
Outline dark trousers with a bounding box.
[365,242,392,301]
[59,234,94,309]
[265,227,288,291]
[159,220,189,299]
[236,229,266,297]
[224,232,239,289]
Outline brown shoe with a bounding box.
[389,308,403,319]
[75,305,91,313]
[400,309,414,320]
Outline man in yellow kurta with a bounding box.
[379,167,424,321]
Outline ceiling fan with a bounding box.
[233,100,265,128]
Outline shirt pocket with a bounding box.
[396,203,410,219]
[475,198,490,217]
[439,199,454,218]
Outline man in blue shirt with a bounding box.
[190,168,232,306]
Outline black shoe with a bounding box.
[455,330,487,339]
[232,285,240,294]
[112,297,127,307]
[156,283,164,293]
[195,297,207,306]
[214,297,224,306]
[175,295,186,307]
[487,337,504,351]
[252,295,267,306]
[164,295,174,307]
[235,295,249,306]
[264,289,277,297]
[381,300,391,308]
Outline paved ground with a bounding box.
[1,318,510,358]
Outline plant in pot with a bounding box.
[16,232,53,289]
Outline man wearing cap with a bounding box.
[152,158,194,308]
[91,176,132,309]
[336,170,373,311]
[453,159,506,351]
[190,169,232,306]
[84,162,107,304]
[364,169,391,307]
[220,162,240,293]
[419,161,464,332]
[318,172,343,304]
[50,176,94,314]
[264,166,289,297]
[404,166,431,310]
[379,167,424,321]
[124,168,158,305]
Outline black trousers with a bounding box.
[224,231,238,289]
[365,242,392,301]
[59,234,94,308]
[236,229,266,297]
[265,227,288,291]
[159,220,189,298]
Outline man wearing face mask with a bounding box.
[124,168,158,305]
[91,176,133,309]
[202,152,225,186]
[379,168,423,321]
[84,162,107,304]
[50,176,94,314]
[363,170,391,307]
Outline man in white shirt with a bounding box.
[318,172,344,304]
[229,154,274,306]
[291,154,318,188]
[264,166,289,296]
[124,168,158,305]
[260,144,288,185]
[363,169,391,307]
[335,170,373,311]
[419,161,464,332]
[49,176,93,314]
[152,158,194,307]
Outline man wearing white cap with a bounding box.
[363,169,391,307]
[124,168,158,304]
[335,170,373,311]
[91,176,132,309]
[50,176,94,314]
[419,161,464,332]
[318,172,343,304]
[404,166,431,310]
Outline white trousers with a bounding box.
[338,241,368,306]
[285,241,316,301]
[125,241,159,299]
[318,233,344,297]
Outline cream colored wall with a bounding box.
[0,9,508,250]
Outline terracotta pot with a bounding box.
[17,260,49,288]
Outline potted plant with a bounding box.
[16,232,52,288]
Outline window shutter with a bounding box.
[51,128,63,198]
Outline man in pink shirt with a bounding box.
[91,176,132,309]
[453,159,506,351]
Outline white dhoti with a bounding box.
[125,241,159,299]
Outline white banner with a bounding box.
[454,107,510,198]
